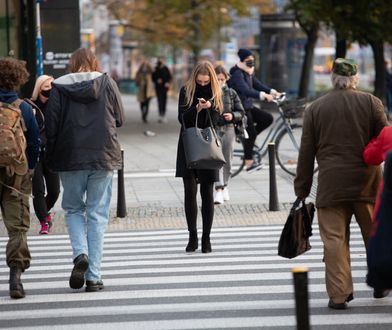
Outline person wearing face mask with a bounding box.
[28,75,60,235]
[228,48,281,172]
[175,61,223,253]
[152,57,172,123]
[213,65,245,204]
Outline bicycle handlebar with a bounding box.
[272,92,286,104]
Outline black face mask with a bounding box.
[245,60,255,68]
[196,83,211,93]
[40,89,51,98]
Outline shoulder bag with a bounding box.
[182,110,226,170]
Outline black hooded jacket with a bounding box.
[45,72,125,171]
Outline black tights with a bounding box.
[183,177,214,236]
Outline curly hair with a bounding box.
[0,57,30,90]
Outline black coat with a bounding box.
[175,86,220,183]
[45,72,125,171]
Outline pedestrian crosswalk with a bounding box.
[0,225,392,329]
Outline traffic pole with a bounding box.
[36,0,43,76]
[268,142,279,211]
[116,149,127,218]
[292,267,310,330]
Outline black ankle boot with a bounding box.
[202,235,212,253]
[9,267,25,299]
[185,231,198,252]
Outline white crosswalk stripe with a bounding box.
[0,225,391,329]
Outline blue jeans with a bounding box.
[59,170,113,281]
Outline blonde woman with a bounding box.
[175,61,223,253]
[28,75,60,235]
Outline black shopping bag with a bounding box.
[367,152,392,290]
[278,198,315,259]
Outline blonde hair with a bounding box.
[184,61,223,113]
[31,75,53,101]
[331,73,359,89]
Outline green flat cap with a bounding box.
[332,58,358,76]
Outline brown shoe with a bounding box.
[9,267,25,299]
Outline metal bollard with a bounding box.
[268,142,279,211]
[116,149,127,218]
[292,267,310,330]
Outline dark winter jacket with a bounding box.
[0,89,40,169]
[216,85,245,127]
[294,88,387,208]
[45,72,125,171]
[175,85,220,182]
[152,64,172,91]
[228,65,272,111]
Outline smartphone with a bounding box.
[197,98,207,103]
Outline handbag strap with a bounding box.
[182,108,219,142]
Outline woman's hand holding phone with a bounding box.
[197,98,211,112]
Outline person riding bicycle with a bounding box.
[228,48,282,172]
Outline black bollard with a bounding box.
[293,267,310,330]
[117,149,127,218]
[268,142,279,211]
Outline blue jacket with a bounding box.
[0,89,40,169]
[228,65,271,111]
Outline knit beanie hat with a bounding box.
[237,48,253,62]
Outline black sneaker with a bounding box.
[328,299,347,310]
[86,280,104,292]
[246,162,263,173]
[69,254,89,289]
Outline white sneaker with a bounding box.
[161,117,168,123]
[222,188,230,201]
[214,190,224,204]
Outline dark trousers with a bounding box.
[156,87,168,117]
[0,169,31,270]
[140,98,151,122]
[183,176,214,236]
[243,106,273,160]
[32,152,60,223]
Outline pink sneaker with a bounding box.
[45,214,53,230]
[39,222,49,235]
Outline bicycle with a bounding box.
[231,93,307,177]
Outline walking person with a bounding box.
[294,58,388,309]
[46,48,125,292]
[213,65,245,204]
[152,57,172,123]
[228,48,281,172]
[176,61,223,253]
[27,75,60,235]
[363,126,392,298]
[0,57,40,299]
[135,60,155,123]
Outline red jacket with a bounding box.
[363,126,392,220]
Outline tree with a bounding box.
[101,0,256,63]
[286,0,324,98]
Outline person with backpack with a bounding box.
[213,65,245,204]
[26,75,60,235]
[45,48,125,292]
[228,48,281,172]
[0,57,40,299]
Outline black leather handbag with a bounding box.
[182,110,226,170]
[278,197,315,259]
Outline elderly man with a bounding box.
[294,58,388,309]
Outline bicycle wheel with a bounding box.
[275,124,303,176]
[231,137,245,178]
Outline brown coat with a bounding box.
[294,88,387,208]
